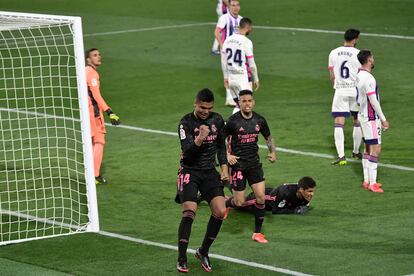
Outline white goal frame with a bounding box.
[0,11,99,245]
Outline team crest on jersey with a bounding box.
[278,200,286,208]
[255,124,260,132]
[239,127,245,132]
[91,78,98,87]
[179,125,186,140]
[211,124,217,133]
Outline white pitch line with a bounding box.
[99,230,313,276]
[1,107,413,172]
[84,22,414,41]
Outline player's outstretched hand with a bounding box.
[382,120,389,132]
[227,154,239,165]
[267,152,276,163]
[254,81,260,91]
[106,109,120,125]
[294,205,310,215]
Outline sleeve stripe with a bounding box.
[246,55,254,59]
[367,91,376,95]
[328,66,334,69]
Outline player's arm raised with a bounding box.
[179,122,203,156]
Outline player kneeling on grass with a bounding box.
[85,48,120,185]
[356,50,389,193]
[234,177,316,215]
[175,89,229,273]
[223,89,276,244]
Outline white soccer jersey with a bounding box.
[222,33,254,81]
[216,13,242,43]
[356,69,380,121]
[328,46,361,95]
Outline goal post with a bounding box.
[0,11,99,245]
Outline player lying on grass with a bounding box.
[227,176,316,215]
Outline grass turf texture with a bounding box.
[1,0,414,275]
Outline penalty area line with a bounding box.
[98,230,314,276]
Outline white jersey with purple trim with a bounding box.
[356,69,380,121]
[216,0,228,16]
[222,33,254,81]
[328,46,361,96]
[216,13,243,43]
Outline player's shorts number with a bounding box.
[226,48,243,66]
[231,171,243,182]
[177,173,190,191]
[340,61,350,79]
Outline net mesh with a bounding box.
[0,14,89,244]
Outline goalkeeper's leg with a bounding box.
[92,120,106,184]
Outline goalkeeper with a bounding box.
[85,48,120,185]
[228,176,316,215]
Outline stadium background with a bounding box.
[0,0,413,275]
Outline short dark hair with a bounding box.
[357,49,372,65]
[298,176,316,190]
[195,88,214,103]
[239,90,253,97]
[85,48,99,59]
[344,28,360,42]
[240,18,252,29]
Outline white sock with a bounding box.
[212,38,219,52]
[334,125,345,157]
[368,155,378,185]
[362,153,369,183]
[353,125,362,154]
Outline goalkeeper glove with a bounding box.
[106,109,120,125]
[294,205,310,215]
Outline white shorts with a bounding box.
[331,91,358,118]
[359,118,381,145]
[228,78,252,99]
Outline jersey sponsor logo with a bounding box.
[278,200,286,208]
[255,124,260,132]
[211,124,217,133]
[179,125,186,140]
[91,78,98,87]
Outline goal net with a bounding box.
[0,11,99,245]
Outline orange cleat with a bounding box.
[252,233,268,243]
[223,207,230,220]
[368,183,383,193]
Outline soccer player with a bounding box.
[175,88,229,273]
[356,50,389,193]
[221,18,259,114]
[235,177,316,215]
[328,28,363,165]
[85,48,120,185]
[211,0,230,55]
[215,0,242,107]
[224,90,276,243]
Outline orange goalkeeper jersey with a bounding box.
[86,65,110,135]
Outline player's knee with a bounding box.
[212,207,226,220]
[182,209,196,221]
[255,194,265,204]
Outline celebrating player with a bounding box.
[175,89,229,273]
[215,0,242,106]
[224,90,276,243]
[235,177,316,215]
[328,29,362,165]
[356,50,389,193]
[221,18,259,114]
[211,0,230,55]
[85,48,120,185]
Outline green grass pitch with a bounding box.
[0,0,414,275]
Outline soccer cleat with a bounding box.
[252,233,268,244]
[331,156,347,166]
[176,259,189,273]
[211,50,221,55]
[368,183,384,193]
[352,152,362,159]
[223,206,230,220]
[95,175,107,185]
[195,248,212,272]
[362,182,369,189]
